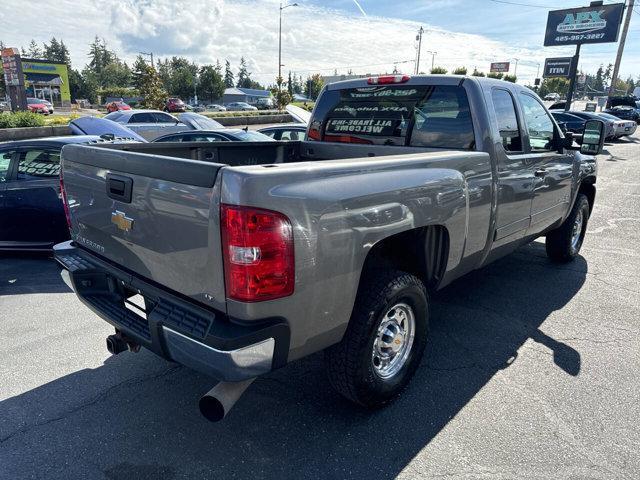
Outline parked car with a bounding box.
[606,95,640,109]
[105,100,131,113]
[38,98,54,114]
[68,116,147,143]
[550,111,587,134]
[26,98,49,115]
[206,104,226,112]
[256,97,275,110]
[153,129,275,143]
[552,110,616,139]
[175,112,224,130]
[597,112,637,137]
[258,124,307,141]
[165,97,186,113]
[0,136,106,250]
[55,75,606,421]
[225,102,258,111]
[544,93,560,101]
[104,109,186,141]
[604,105,640,124]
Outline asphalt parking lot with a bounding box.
[1,133,639,479]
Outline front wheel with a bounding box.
[546,193,590,263]
[325,270,428,407]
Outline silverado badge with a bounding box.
[111,210,134,232]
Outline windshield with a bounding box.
[309,83,475,149]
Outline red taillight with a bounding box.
[322,134,373,144]
[367,74,410,85]
[220,204,294,302]
[59,171,72,230]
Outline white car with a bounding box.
[544,93,560,101]
[206,104,226,112]
[598,112,637,138]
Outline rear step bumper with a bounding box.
[54,241,289,382]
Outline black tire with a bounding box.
[546,193,590,263]
[325,269,428,407]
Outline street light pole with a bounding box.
[513,58,519,78]
[415,27,424,75]
[426,51,437,71]
[278,2,298,96]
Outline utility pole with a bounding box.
[415,27,424,75]
[608,0,634,96]
[278,2,298,96]
[139,51,154,68]
[513,58,519,78]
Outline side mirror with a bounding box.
[580,120,605,155]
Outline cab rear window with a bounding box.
[309,84,475,149]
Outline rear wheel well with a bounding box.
[361,226,449,291]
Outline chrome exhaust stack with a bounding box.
[199,378,256,422]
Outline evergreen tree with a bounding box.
[593,65,604,92]
[224,60,234,88]
[236,57,250,88]
[199,64,225,101]
[26,39,42,58]
[137,63,167,109]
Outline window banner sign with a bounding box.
[544,3,625,46]
[543,57,574,78]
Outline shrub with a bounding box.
[453,67,468,75]
[487,72,504,80]
[503,74,517,83]
[430,66,448,74]
[0,111,46,128]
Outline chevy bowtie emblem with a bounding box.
[111,210,134,232]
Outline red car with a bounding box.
[26,98,49,114]
[105,100,131,113]
[165,97,186,113]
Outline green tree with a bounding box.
[236,57,252,88]
[304,73,324,100]
[453,66,467,75]
[224,60,234,88]
[503,74,517,83]
[430,66,448,74]
[287,71,294,97]
[137,63,167,109]
[42,38,71,64]
[487,72,504,79]
[26,39,42,58]
[471,68,485,77]
[593,65,604,92]
[199,64,225,101]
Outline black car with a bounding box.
[152,129,275,143]
[606,95,640,109]
[257,124,307,141]
[604,105,640,124]
[550,111,586,134]
[0,135,102,250]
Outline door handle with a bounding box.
[534,169,547,177]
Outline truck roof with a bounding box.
[324,74,517,91]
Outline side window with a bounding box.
[0,150,14,182]
[410,85,475,150]
[152,112,176,123]
[17,149,61,179]
[491,89,522,152]
[129,113,153,123]
[519,93,555,152]
[157,134,183,142]
[281,130,301,141]
[260,130,276,138]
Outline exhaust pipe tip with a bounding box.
[106,334,128,355]
[198,395,227,422]
[198,378,256,422]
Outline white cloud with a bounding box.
[1,0,637,86]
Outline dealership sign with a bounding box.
[543,57,574,78]
[544,3,625,46]
[490,62,510,73]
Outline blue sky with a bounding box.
[0,0,637,85]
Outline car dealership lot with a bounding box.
[1,134,639,479]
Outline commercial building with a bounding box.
[18,58,70,107]
[222,87,272,105]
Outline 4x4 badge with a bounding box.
[111,210,134,232]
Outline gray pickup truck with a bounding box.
[54,75,604,420]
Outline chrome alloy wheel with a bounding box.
[372,303,416,379]
[571,209,584,253]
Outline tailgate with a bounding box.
[61,144,227,310]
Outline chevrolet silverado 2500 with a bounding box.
[54,75,604,420]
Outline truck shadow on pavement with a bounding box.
[0,241,585,479]
[0,253,72,295]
